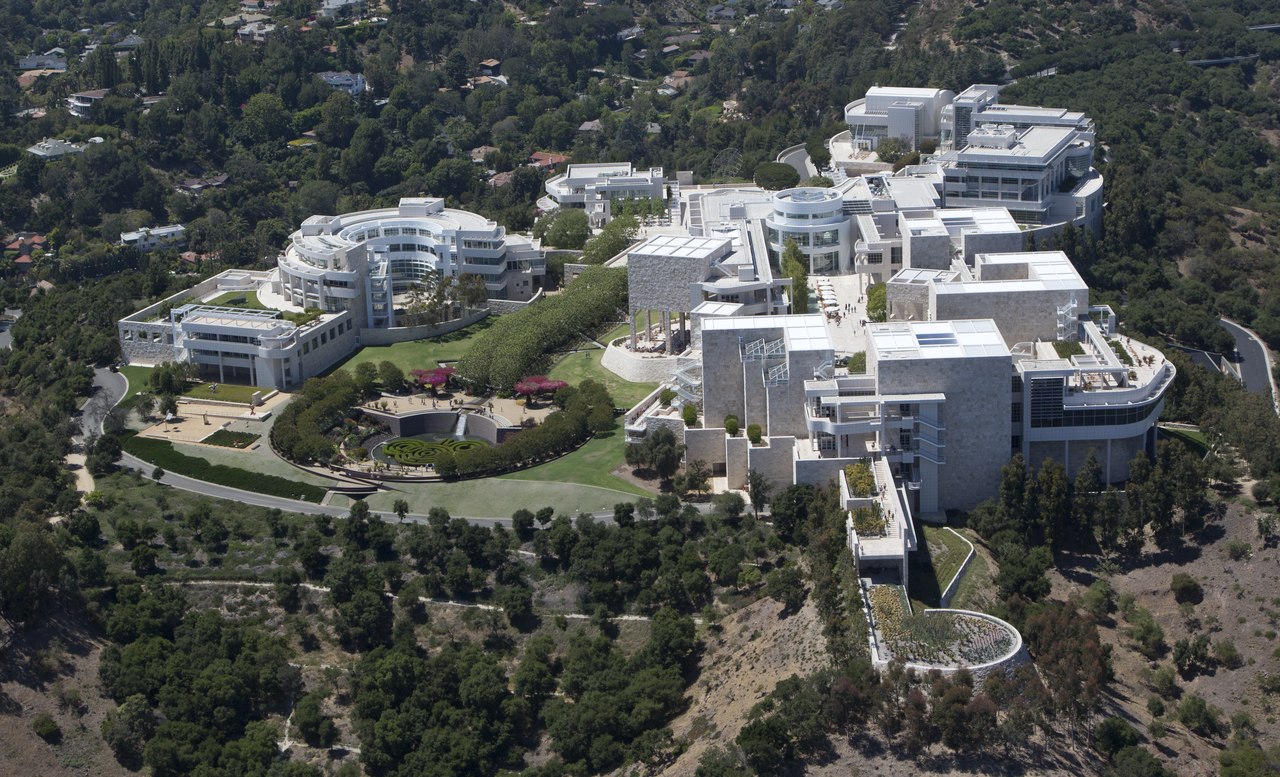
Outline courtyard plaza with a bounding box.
[357,390,557,427]
[810,271,870,358]
[135,390,292,445]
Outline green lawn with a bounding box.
[907,522,973,610]
[948,529,997,612]
[549,348,658,408]
[1162,426,1208,458]
[329,317,496,374]
[184,382,263,404]
[348,476,649,518]
[206,290,271,309]
[118,365,154,403]
[498,430,652,496]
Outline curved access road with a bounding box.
[1219,318,1279,414]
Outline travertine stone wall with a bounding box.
[877,352,1012,512]
[627,253,708,313]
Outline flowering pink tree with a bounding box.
[410,366,456,394]
[515,376,569,406]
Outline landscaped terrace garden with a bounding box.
[871,583,1016,667]
[845,460,875,497]
[379,437,487,466]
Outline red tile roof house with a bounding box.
[5,234,48,263]
[530,151,570,171]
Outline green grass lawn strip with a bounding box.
[497,431,651,496]
[118,365,155,404]
[548,349,657,408]
[184,382,263,404]
[329,317,496,375]
[124,436,326,502]
[908,522,972,609]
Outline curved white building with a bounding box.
[764,187,852,274]
[279,197,543,329]
[118,198,545,390]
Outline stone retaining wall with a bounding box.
[358,308,487,346]
[485,291,544,315]
[600,340,682,383]
[938,527,977,608]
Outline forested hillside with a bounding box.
[1,0,1280,775]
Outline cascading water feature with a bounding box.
[453,413,467,439]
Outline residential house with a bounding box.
[469,146,499,164]
[530,151,570,171]
[236,21,277,44]
[121,225,187,252]
[316,70,367,95]
[114,33,145,51]
[318,0,364,18]
[211,11,270,27]
[177,173,229,194]
[17,49,68,71]
[26,138,85,159]
[67,89,110,119]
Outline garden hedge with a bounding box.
[456,266,627,390]
[124,436,327,502]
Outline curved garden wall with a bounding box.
[601,338,684,384]
[357,308,487,346]
[360,409,517,445]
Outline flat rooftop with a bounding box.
[903,207,1021,237]
[960,125,1075,158]
[702,313,832,352]
[564,162,640,177]
[870,319,1010,360]
[866,86,950,99]
[631,233,732,261]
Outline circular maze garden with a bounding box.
[381,437,487,466]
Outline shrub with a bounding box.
[724,415,740,436]
[1094,716,1139,757]
[658,388,676,406]
[1214,639,1243,669]
[1151,665,1179,699]
[1176,693,1223,736]
[1147,697,1165,718]
[682,403,698,427]
[746,424,762,445]
[1172,634,1212,676]
[1126,606,1166,658]
[1082,579,1115,619]
[1227,540,1252,561]
[1170,573,1203,604]
[32,713,60,742]
[844,461,875,496]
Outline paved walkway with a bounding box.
[813,272,870,357]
